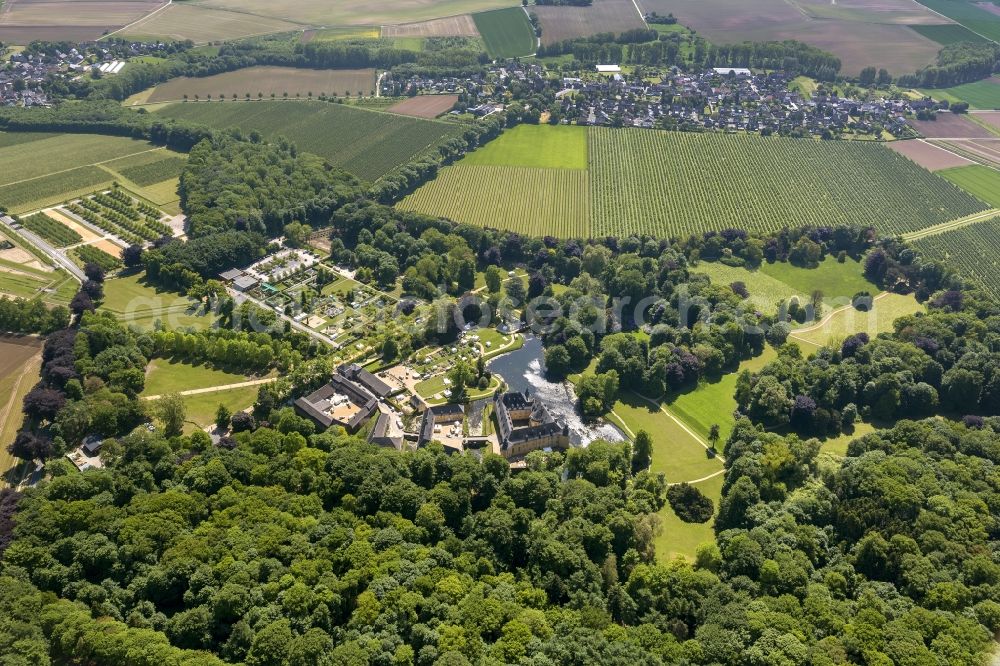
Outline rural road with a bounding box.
[1,217,86,282]
[902,207,1000,242]
[141,376,277,401]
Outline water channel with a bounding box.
[487,335,625,446]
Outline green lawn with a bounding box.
[182,384,260,429]
[666,348,778,445]
[759,256,876,304]
[938,165,1000,207]
[917,77,1000,110]
[473,7,537,58]
[102,272,216,330]
[609,393,723,485]
[693,262,799,313]
[654,473,722,563]
[142,358,249,396]
[789,293,924,351]
[463,124,587,169]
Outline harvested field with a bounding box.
[185,0,514,27]
[908,114,998,139]
[44,210,101,244]
[387,95,459,118]
[534,0,645,45]
[977,112,1000,130]
[382,15,480,37]
[886,139,973,170]
[120,3,301,43]
[930,139,1000,169]
[792,0,950,24]
[0,338,43,487]
[147,67,376,102]
[88,238,126,256]
[0,0,163,42]
[635,0,942,75]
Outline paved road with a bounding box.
[0,216,86,281]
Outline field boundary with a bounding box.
[102,0,172,39]
[902,207,1000,241]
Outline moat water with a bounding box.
[487,336,625,446]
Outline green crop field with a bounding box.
[588,128,985,237]
[399,165,591,236]
[463,124,588,169]
[938,165,1000,206]
[912,0,1000,42]
[0,133,166,213]
[156,101,463,181]
[473,7,536,58]
[104,153,187,188]
[401,125,987,238]
[20,213,82,248]
[71,245,123,272]
[913,215,1000,297]
[918,78,1000,109]
[909,23,990,45]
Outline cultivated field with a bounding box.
[146,67,376,103]
[387,95,459,118]
[179,0,515,28]
[156,100,463,181]
[635,0,944,75]
[399,165,592,236]
[473,7,537,58]
[533,0,645,45]
[979,112,1000,130]
[0,0,163,42]
[0,132,164,214]
[120,3,301,43]
[919,78,1000,110]
[399,125,988,238]
[910,23,991,44]
[931,139,1000,169]
[907,114,997,139]
[462,124,588,169]
[912,214,1000,297]
[0,338,42,488]
[912,0,1000,42]
[587,128,985,238]
[938,165,1000,207]
[886,138,974,170]
[301,26,380,42]
[382,15,480,37]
